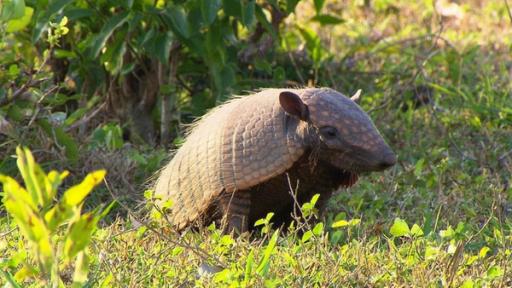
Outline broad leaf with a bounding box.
[165,5,190,39]
[313,0,325,14]
[6,6,33,32]
[0,0,25,21]
[311,14,344,25]
[62,170,106,206]
[88,11,130,57]
[389,218,410,237]
[200,0,221,26]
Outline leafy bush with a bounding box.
[0,147,111,286]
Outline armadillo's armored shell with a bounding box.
[155,89,312,229]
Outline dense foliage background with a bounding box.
[1,0,512,286]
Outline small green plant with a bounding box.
[0,146,111,287]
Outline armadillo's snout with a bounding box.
[377,151,397,170]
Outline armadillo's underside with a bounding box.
[205,151,359,229]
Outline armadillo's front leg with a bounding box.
[219,190,251,234]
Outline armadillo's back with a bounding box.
[154,89,309,229]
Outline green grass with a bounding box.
[2,0,512,287]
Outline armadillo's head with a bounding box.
[279,88,396,175]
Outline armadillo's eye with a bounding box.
[319,126,338,139]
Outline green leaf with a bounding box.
[460,279,474,288]
[310,14,344,25]
[88,11,130,58]
[310,194,320,207]
[101,30,127,74]
[64,8,94,21]
[244,249,254,283]
[200,0,220,26]
[439,226,455,239]
[166,5,190,39]
[6,6,33,32]
[410,224,424,237]
[301,230,313,243]
[256,230,279,276]
[273,66,286,81]
[486,265,503,280]
[424,245,440,260]
[144,31,174,63]
[254,218,266,227]
[254,4,277,38]
[312,222,324,235]
[64,96,100,127]
[0,0,25,21]
[286,0,300,13]
[222,0,242,18]
[254,212,273,227]
[414,158,425,177]
[241,1,255,27]
[313,0,325,14]
[297,26,320,53]
[1,270,22,288]
[37,118,79,166]
[389,218,410,237]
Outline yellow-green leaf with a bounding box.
[390,218,410,237]
[0,175,37,210]
[16,146,52,207]
[63,170,106,206]
[47,170,69,201]
[6,7,33,32]
[44,203,74,232]
[71,252,89,287]
[479,246,490,259]
[332,218,361,228]
[64,213,98,260]
[410,224,424,237]
[460,279,474,288]
[13,265,36,283]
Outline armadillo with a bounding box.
[154,88,396,233]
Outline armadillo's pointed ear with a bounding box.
[350,89,362,103]
[279,91,309,121]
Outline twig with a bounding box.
[285,173,337,268]
[65,102,107,132]
[504,0,512,24]
[26,86,60,127]
[0,228,16,237]
[498,148,512,162]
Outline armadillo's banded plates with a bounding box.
[155,88,316,229]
